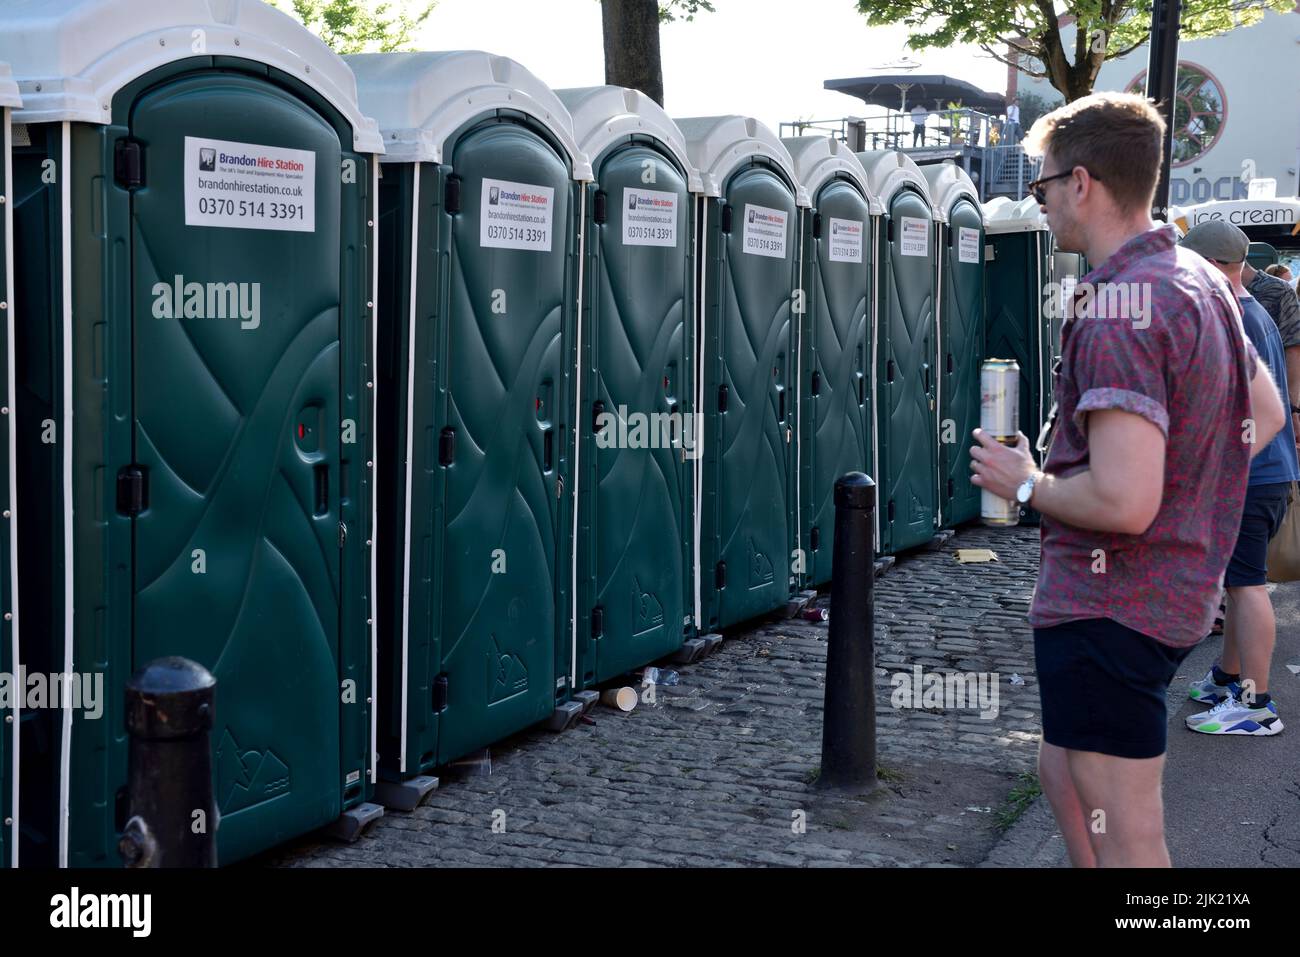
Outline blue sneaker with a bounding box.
[1186,695,1284,736]
[1187,668,1238,705]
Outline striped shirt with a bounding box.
[1247,268,1300,349]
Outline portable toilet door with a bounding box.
[556,86,700,687]
[0,62,18,870]
[983,195,1051,523]
[678,116,808,631]
[922,163,985,528]
[782,135,873,587]
[348,52,588,784]
[2,0,384,867]
[857,150,938,554]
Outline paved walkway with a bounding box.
[270,525,1050,868]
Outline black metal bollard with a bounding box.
[819,472,877,793]
[119,657,218,867]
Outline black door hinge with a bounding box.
[887,499,896,521]
[432,674,449,712]
[593,190,608,225]
[718,383,729,413]
[721,204,734,234]
[116,465,148,516]
[715,561,727,589]
[439,427,456,466]
[445,175,462,214]
[810,526,820,551]
[114,139,145,190]
[887,218,895,242]
[812,213,822,239]
[947,478,955,497]
[591,606,604,639]
[886,359,896,382]
[810,370,821,396]
[593,399,606,434]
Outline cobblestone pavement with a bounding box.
[268,525,1045,868]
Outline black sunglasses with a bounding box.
[1026,167,1102,205]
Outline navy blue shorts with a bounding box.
[1034,618,1192,759]
[1225,481,1290,587]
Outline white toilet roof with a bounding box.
[675,115,809,206]
[556,86,702,193]
[781,135,874,206]
[854,150,937,217]
[0,0,382,152]
[347,51,590,179]
[921,163,981,224]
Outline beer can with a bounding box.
[980,359,1021,527]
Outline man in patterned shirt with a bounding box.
[970,92,1286,867]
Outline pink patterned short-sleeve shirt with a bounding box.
[1028,226,1257,648]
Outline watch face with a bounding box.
[1016,480,1033,504]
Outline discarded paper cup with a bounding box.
[601,687,638,712]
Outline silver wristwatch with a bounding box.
[1015,471,1041,505]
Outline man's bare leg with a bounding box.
[1038,741,1097,867]
[1066,749,1170,867]
[1222,586,1275,697]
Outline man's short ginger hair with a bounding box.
[1023,92,1167,213]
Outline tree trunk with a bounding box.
[602,0,665,106]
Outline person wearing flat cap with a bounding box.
[1178,219,1296,740]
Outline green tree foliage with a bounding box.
[1016,90,1063,129]
[273,0,435,53]
[855,0,1294,101]
[659,0,716,22]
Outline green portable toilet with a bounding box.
[0,62,18,870]
[857,150,938,554]
[3,0,384,866]
[781,135,874,587]
[348,51,588,798]
[922,163,985,528]
[556,86,703,684]
[678,116,808,631]
[984,195,1053,521]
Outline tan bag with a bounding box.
[1265,481,1300,582]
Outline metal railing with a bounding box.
[780,111,1043,203]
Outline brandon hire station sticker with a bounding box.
[481,177,555,252]
[899,215,929,257]
[828,218,864,263]
[185,136,316,232]
[958,226,981,264]
[742,204,788,259]
[622,187,679,247]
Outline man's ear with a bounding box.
[1073,165,1098,206]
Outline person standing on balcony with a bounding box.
[1005,100,1021,143]
[911,103,927,147]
